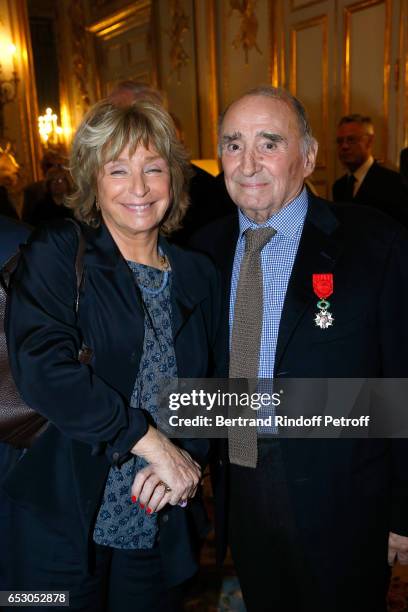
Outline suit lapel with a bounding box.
[274,196,343,373]
[214,216,239,358]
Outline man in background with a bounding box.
[22,150,66,224]
[332,114,407,225]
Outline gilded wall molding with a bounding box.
[229,0,261,64]
[69,0,91,113]
[342,0,391,160]
[193,0,219,157]
[166,0,190,82]
[289,14,328,169]
[290,0,326,11]
[87,1,151,41]
[6,0,42,183]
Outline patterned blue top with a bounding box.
[93,260,176,549]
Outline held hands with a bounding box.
[388,532,408,566]
[130,426,201,514]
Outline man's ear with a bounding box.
[303,139,318,178]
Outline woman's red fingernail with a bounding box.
[147,507,152,514]
[131,496,137,503]
[139,503,145,509]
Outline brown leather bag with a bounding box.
[0,220,86,448]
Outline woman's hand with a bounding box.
[130,426,201,513]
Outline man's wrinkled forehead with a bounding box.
[221,95,300,140]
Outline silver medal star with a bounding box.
[314,310,334,329]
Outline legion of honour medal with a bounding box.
[313,273,334,329]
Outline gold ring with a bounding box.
[158,481,172,493]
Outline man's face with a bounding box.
[220,95,316,223]
[336,122,373,172]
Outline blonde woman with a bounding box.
[4,100,219,611]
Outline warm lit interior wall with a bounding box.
[0,0,42,189]
[1,0,406,191]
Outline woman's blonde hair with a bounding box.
[66,99,192,234]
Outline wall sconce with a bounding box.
[0,42,19,139]
[38,107,64,147]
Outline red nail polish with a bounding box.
[147,507,152,514]
[131,496,137,503]
[139,503,145,509]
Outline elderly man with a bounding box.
[192,87,408,612]
[333,114,407,225]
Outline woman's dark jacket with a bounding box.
[3,219,220,586]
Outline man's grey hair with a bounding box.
[218,86,317,157]
[338,113,374,134]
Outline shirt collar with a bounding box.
[237,186,309,240]
[351,155,374,184]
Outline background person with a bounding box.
[3,100,220,611]
[332,114,407,225]
[21,149,66,223]
[28,166,73,226]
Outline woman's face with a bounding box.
[97,142,171,243]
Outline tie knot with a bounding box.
[244,227,276,253]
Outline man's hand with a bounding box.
[388,532,408,565]
[130,426,201,513]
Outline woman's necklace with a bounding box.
[159,254,171,271]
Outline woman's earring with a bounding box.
[95,198,100,211]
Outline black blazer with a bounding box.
[332,161,408,226]
[4,219,220,586]
[191,194,408,565]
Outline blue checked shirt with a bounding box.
[229,188,309,428]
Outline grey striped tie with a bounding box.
[229,227,276,468]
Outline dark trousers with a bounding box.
[228,439,390,612]
[4,503,183,612]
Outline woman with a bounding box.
[4,100,220,611]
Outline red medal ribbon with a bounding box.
[313,274,333,299]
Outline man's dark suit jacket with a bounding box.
[332,161,408,226]
[171,165,235,245]
[191,194,408,579]
[3,219,220,587]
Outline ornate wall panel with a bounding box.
[290,0,327,9]
[218,0,274,111]
[155,0,200,157]
[342,0,391,160]
[283,0,335,197]
[290,15,328,169]
[88,1,155,98]
[55,0,98,140]
[192,0,219,158]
